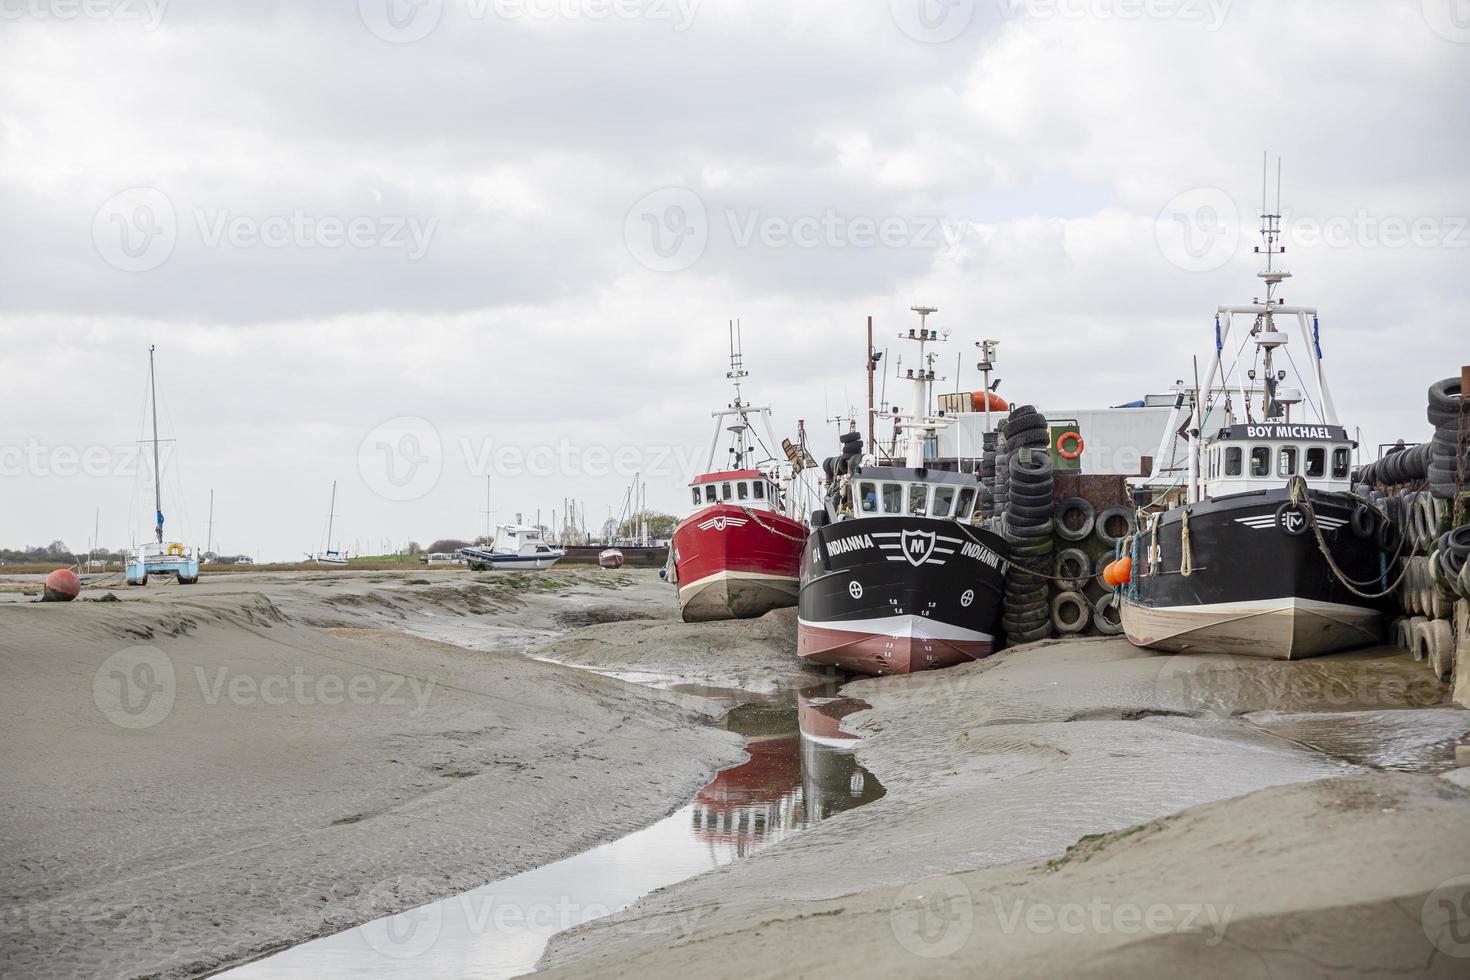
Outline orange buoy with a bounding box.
[1117,556,1133,582]
[42,568,81,602]
[970,391,1010,413]
[1102,561,1120,587]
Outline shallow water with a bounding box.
[220,690,881,980]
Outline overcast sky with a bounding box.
[2,0,1466,560]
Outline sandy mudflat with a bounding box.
[0,569,745,979]
[538,637,1470,977]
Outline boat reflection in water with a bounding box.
[222,682,881,980]
[691,685,884,859]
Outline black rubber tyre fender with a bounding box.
[839,430,862,444]
[810,509,830,529]
[1053,548,1091,587]
[1054,497,1096,542]
[1008,451,1055,482]
[1092,593,1124,635]
[1093,505,1135,548]
[1050,591,1090,634]
[1275,502,1309,537]
[1008,499,1055,522]
[1008,622,1054,645]
[1349,503,1375,539]
[1376,518,1401,555]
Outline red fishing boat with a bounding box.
[668,324,812,623]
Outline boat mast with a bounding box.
[1255,153,1290,422]
[148,345,163,544]
[326,480,337,552]
[899,306,948,468]
[726,319,750,468]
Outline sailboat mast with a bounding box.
[326,480,337,550]
[148,345,163,544]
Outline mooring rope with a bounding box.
[1286,475,1410,600]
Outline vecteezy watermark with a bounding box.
[890,0,975,43]
[987,895,1234,944]
[458,438,706,481]
[1151,652,1447,714]
[890,875,974,958]
[724,209,969,256]
[357,0,698,42]
[624,186,708,272]
[623,187,974,272]
[92,186,178,273]
[1154,187,1469,272]
[1421,0,1470,44]
[0,0,169,30]
[92,646,439,729]
[91,186,437,272]
[359,416,444,502]
[195,666,436,714]
[94,646,176,730]
[1154,186,1239,273]
[354,883,711,962]
[0,439,172,479]
[1422,873,1470,958]
[996,0,1231,31]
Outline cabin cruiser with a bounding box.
[458,524,565,571]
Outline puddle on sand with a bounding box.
[1245,708,1470,773]
[219,685,882,980]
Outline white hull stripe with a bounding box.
[1132,596,1376,616]
[1234,515,1346,529]
[678,569,799,596]
[799,614,994,643]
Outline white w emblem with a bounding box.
[900,529,938,567]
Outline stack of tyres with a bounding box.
[1001,406,1055,645]
[979,431,998,517]
[1427,378,1468,500]
[993,420,1010,526]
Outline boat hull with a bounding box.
[1120,488,1387,660]
[797,516,1008,676]
[672,504,807,623]
[598,550,625,569]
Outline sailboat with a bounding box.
[125,346,200,586]
[311,481,350,566]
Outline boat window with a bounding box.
[1332,447,1350,479]
[956,488,975,519]
[859,482,878,513]
[721,482,732,500]
[1277,446,1298,477]
[691,488,701,506]
[1305,447,1325,479]
[753,482,765,500]
[737,481,749,500]
[704,485,717,503]
[881,483,903,514]
[1225,447,1242,476]
[908,484,929,516]
[932,485,955,518]
[1250,446,1271,477]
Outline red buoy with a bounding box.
[42,568,81,602]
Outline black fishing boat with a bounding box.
[1120,165,1390,659]
[798,307,1009,675]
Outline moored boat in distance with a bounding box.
[459,524,566,571]
[309,480,350,566]
[1120,162,1388,659]
[598,548,625,569]
[126,345,200,586]
[797,307,1009,675]
[668,323,810,622]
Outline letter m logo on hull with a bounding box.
[900,529,937,567]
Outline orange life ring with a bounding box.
[1057,431,1084,459]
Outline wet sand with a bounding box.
[0,569,745,979]
[5,568,1470,978]
[538,637,1470,977]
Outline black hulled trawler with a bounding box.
[1120,168,1390,659]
